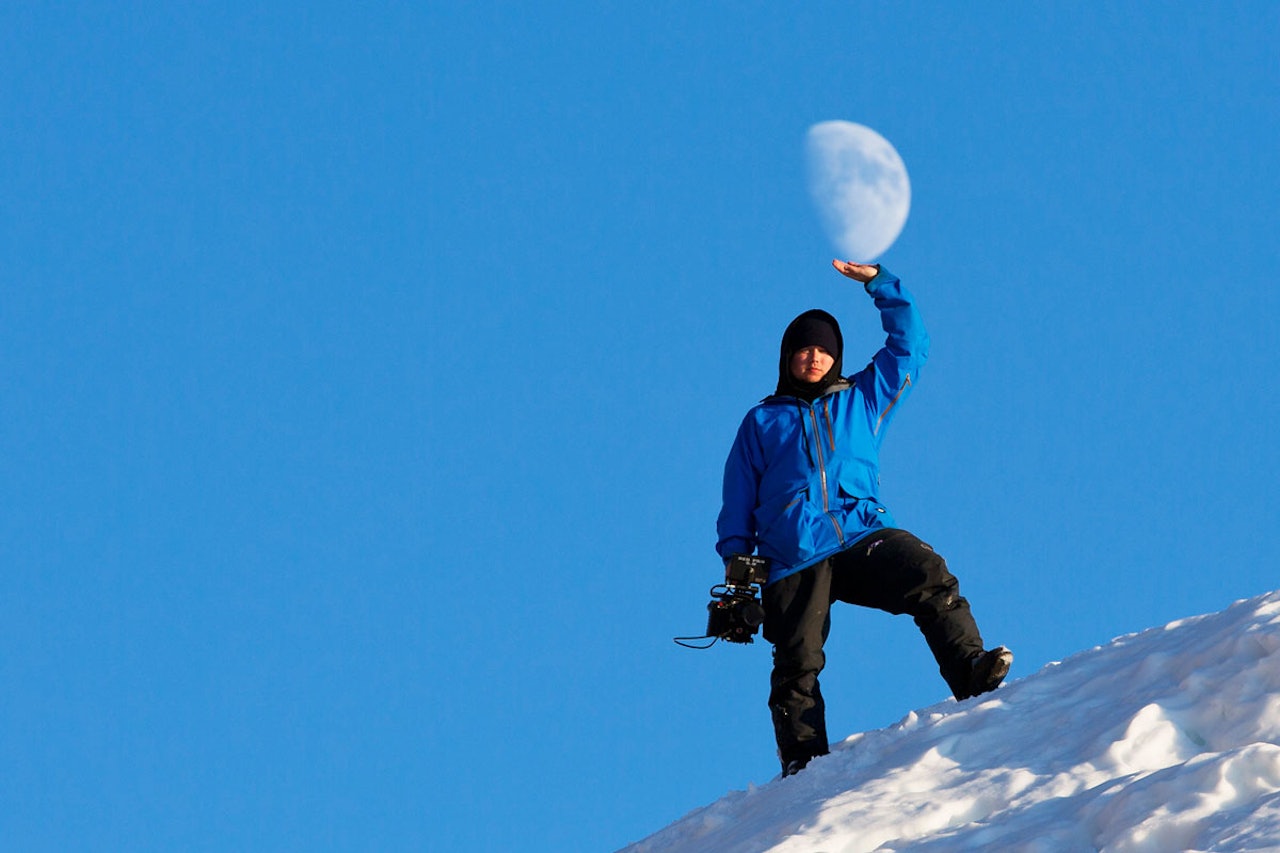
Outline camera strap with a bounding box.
[672,634,720,650]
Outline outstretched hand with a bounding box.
[831,259,879,283]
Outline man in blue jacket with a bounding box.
[717,259,1011,777]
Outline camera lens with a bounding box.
[737,600,765,629]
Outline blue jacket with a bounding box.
[716,269,930,585]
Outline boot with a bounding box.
[959,646,1013,700]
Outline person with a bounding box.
[716,259,1012,778]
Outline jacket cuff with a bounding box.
[863,265,898,295]
[717,537,754,560]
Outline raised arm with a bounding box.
[833,259,930,436]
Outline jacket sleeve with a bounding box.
[861,267,930,437]
[716,413,763,560]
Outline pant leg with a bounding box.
[762,561,832,764]
[830,529,985,699]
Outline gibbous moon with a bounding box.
[805,121,911,261]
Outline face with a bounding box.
[789,346,834,384]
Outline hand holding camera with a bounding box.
[674,555,769,648]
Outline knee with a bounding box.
[772,644,825,679]
[913,555,964,614]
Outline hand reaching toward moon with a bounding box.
[832,259,879,283]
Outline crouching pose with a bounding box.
[716,260,1012,777]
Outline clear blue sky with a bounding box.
[3,3,1277,851]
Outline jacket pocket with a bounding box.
[834,482,892,533]
[753,489,804,534]
[836,477,875,503]
[753,490,815,565]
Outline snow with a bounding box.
[622,591,1280,852]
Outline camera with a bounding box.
[675,554,768,647]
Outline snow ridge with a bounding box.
[624,591,1280,852]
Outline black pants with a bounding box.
[761,529,985,765]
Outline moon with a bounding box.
[805,121,911,261]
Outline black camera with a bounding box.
[675,555,769,647]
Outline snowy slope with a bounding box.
[623,591,1280,852]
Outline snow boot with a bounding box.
[961,646,1013,700]
[778,745,826,778]
[781,756,812,778]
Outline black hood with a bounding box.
[774,309,844,402]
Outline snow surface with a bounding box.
[623,591,1280,852]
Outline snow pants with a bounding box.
[761,528,985,766]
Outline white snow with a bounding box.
[623,591,1280,852]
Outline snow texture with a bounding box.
[623,591,1280,852]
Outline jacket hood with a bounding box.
[774,308,844,401]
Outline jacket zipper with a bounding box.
[808,406,844,544]
[874,375,912,436]
[823,399,836,453]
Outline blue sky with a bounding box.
[2,3,1278,851]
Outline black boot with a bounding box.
[781,757,811,778]
[780,751,822,778]
[958,646,1013,700]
